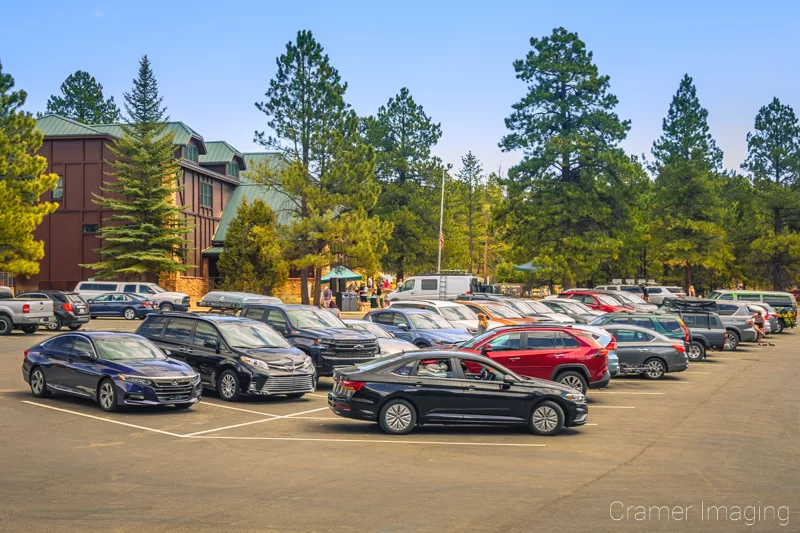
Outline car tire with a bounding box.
[0,316,12,336]
[45,316,62,331]
[173,403,193,410]
[529,400,565,436]
[643,358,666,380]
[160,303,174,312]
[379,399,417,435]
[97,378,118,412]
[29,367,51,398]
[775,320,784,334]
[21,325,38,334]
[68,324,82,331]
[687,341,705,362]
[556,371,587,395]
[286,393,305,399]
[723,330,740,351]
[123,308,136,320]
[217,369,241,402]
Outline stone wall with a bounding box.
[159,274,210,309]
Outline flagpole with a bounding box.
[437,167,445,273]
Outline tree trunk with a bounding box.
[686,263,693,289]
[300,267,309,305]
[773,207,783,290]
[312,266,322,306]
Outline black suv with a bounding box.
[240,304,379,377]
[16,290,90,331]
[135,313,316,401]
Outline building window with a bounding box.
[185,145,198,162]
[53,175,63,199]
[228,162,239,177]
[200,183,213,208]
[82,224,99,233]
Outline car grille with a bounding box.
[152,377,195,402]
[261,374,315,394]
[181,296,190,306]
[331,339,379,357]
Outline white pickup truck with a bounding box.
[0,297,55,335]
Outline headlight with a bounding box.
[174,298,183,304]
[191,374,201,384]
[565,392,586,402]
[119,375,152,386]
[241,356,271,371]
[432,339,446,345]
[302,356,313,368]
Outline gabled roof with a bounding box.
[200,141,246,170]
[36,115,104,136]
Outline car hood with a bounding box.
[541,312,575,323]
[419,329,471,342]
[304,328,375,341]
[516,376,582,395]
[109,358,195,377]
[378,338,417,355]
[240,346,306,364]
[158,291,187,299]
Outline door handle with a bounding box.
[508,357,520,361]
[413,382,423,387]
[552,353,566,358]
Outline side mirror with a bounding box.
[481,344,494,355]
[163,349,172,356]
[76,351,94,362]
[397,323,409,331]
[204,339,221,353]
[503,375,516,384]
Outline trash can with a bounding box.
[370,295,378,309]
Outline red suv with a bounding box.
[458,325,610,394]
[558,291,633,313]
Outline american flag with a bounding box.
[439,231,444,249]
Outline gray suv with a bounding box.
[714,301,758,349]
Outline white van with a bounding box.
[386,274,480,302]
[74,281,190,311]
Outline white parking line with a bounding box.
[584,423,599,426]
[191,435,546,447]
[681,372,710,374]
[21,401,184,437]
[590,405,635,409]
[200,401,280,417]
[591,392,665,395]
[183,406,331,437]
[306,393,328,399]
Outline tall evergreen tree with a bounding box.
[741,97,800,289]
[362,87,443,279]
[44,70,120,124]
[84,56,192,280]
[497,27,641,287]
[650,74,732,288]
[253,31,389,304]
[456,152,483,273]
[0,61,59,279]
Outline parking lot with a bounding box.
[1,319,798,532]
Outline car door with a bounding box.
[391,313,415,343]
[455,357,528,422]
[63,336,101,397]
[607,328,649,366]
[264,308,290,337]
[189,321,224,385]
[580,295,600,311]
[405,357,465,422]
[479,332,523,372]
[516,331,560,379]
[40,336,74,387]
[159,318,197,367]
[89,294,112,316]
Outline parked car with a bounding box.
[136,314,315,401]
[386,273,481,302]
[707,290,797,331]
[74,281,190,312]
[590,313,690,347]
[457,294,567,322]
[328,351,588,436]
[87,293,157,320]
[593,290,659,312]
[455,300,537,325]
[0,295,54,335]
[569,324,619,377]
[240,304,379,378]
[364,308,471,348]
[23,332,202,411]
[709,301,758,349]
[456,325,611,395]
[389,300,503,333]
[654,298,725,361]
[16,290,90,331]
[539,299,600,324]
[638,286,686,305]
[599,324,689,379]
[558,291,633,313]
[343,320,418,356]
[595,284,648,294]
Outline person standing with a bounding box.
[323,285,333,309]
[477,313,489,334]
[688,285,696,297]
[639,283,650,302]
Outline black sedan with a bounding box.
[328,350,588,436]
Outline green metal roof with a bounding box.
[200,141,246,169]
[36,115,108,136]
[201,246,224,256]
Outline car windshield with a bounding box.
[66,293,85,304]
[354,353,408,371]
[218,321,292,349]
[485,304,522,319]
[286,309,346,329]
[408,313,452,329]
[559,301,586,314]
[94,336,167,361]
[524,300,551,314]
[459,330,496,349]
[615,292,646,304]
[597,294,622,306]
[439,305,477,321]
[501,299,534,314]
[150,285,165,293]
[350,322,391,339]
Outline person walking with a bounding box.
[639,283,650,302]
[477,313,489,334]
[323,285,333,309]
[751,308,772,346]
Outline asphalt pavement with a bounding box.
[0,319,798,532]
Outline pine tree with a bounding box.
[218,198,288,294]
[0,61,59,279]
[650,74,732,288]
[456,152,483,273]
[44,70,120,124]
[83,55,192,280]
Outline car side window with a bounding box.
[94,295,110,302]
[459,359,507,381]
[489,333,522,350]
[138,316,168,338]
[265,310,288,332]
[163,318,196,343]
[642,332,655,341]
[398,280,415,292]
[526,331,556,349]
[374,313,394,326]
[582,296,598,305]
[139,285,155,294]
[555,332,580,348]
[658,318,683,332]
[632,318,653,329]
[720,294,733,300]
[392,313,410,328]
[610,317,630,324]
[681,315,696,326]
[393,361,416,376]
[717,304,736,316]
[48,336,73,352]
[193,322,220,348]
[738,294,760,301]
[123,284,137,293]
[464,304,483,315]
[70,337,95,356]
[243,307,266,321]
[414,358,454,379]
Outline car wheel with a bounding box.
[67,324,82,331]
[21,325,38,334]
[29,367,51,398]
[45,316,62,331]
[217,370,241,402]
[286,393,305,399]
[775,320,784,334]
[160,303,174,312]
[557,371,587,395]
[97,378,118,412]
[0,316,12,336]
[687,341,705,362]
[379,399,417,435]
[123,308,136,320]
[643,358,666,380]
[723,330,739,351]
[173,403,192,410]
[529,400,565,436]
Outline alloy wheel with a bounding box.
[45,317,60,331]
[160,303,174,312]
[561,375,584,392]
[385,403,412,432]
[645,360,665,378]
[124,309,136,320]
[220,374,237,399]
[532,405,559,433]
[724,332,738,350]
[31,370,44,395]
[99,382,115,410]
[688,344,702,360]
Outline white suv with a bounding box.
[74,281,190,311]
[389,300,502,333]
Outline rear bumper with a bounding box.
[15,316,51,326]
[589,371,611,389]
[328,392,377,421]
[63,314,90,325]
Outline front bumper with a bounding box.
[118,380,203,405]
[588,370,611,390]
[247,371,316,395]
[567,402,589,427]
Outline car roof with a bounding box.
[158,313,258,324]
[380,308,436,315]
[52,331,142,339]
[390,299,459,307]
[247,303,318,311]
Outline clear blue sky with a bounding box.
[5,0,799,175]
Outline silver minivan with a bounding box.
[74,281,190,311]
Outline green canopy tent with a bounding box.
[321,266,363,283]
[512,261,540,272]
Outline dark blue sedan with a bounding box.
[364,308,471,348]
[88,293,156,320]
[23,332,202,412]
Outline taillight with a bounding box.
[63,303,73,313]
[594,348,608,358]
[672,344,686,353]
[607,338,617,352]
[339,379,365,391]
[24,349,30,358]
[679,319,689,342]
[22,304,30,314]
[746,319,753,325]
[771,313,779,319]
